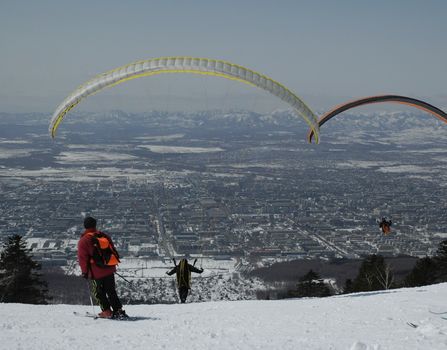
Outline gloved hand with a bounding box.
[200,268,204,273]
[82,272,88,279]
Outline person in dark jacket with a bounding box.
[166,258,203,303]
[78,216,127,319]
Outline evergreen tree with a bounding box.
[350,254,394,292]
[293,269,331,298]
[343,278,354,294]
[435,240,447,281]
[0,235,49,304]
[404,257,438,287]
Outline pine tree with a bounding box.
[294,269,331,298]
[350,254,394,292]
[435,240,447,281]
[404,257,438,287]
[343,278,354,294]
[0,235,49,304]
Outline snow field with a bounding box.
[1,283,447,350]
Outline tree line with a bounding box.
[283,240,447,298]
[1,234,447,304]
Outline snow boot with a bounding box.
[97,309,113,318]
[113,309,129,320]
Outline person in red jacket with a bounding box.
[78,216,127,319]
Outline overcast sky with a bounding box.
[1,0,446,113]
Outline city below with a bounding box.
[1,110,447,273]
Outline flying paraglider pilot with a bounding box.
[379,217,392,235]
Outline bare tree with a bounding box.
[375,263,394,290]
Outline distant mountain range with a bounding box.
[1,110,446,136]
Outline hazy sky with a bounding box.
[1,0,446,113]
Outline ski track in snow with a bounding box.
[1,283,447,350]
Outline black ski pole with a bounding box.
[115,272,133,285]
[115,272,136,306]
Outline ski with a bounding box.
[73,311,137,321]
[73,311,98,319]
[407,316,447,327]
[429,310,447,315]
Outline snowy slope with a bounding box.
[2,283,447,350]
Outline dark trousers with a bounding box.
[179,287,189,303]
[92,274,122,311]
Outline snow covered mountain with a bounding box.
[2,110,445,141]
[2,282,447,350]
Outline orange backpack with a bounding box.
[88,231,120,267]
